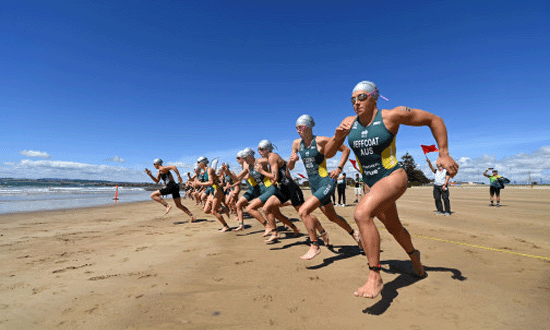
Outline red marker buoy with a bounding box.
[114,185,119,203]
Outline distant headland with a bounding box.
[1,178,159,190]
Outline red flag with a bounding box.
[421,144,439,154]
[297,173,307,179]
[349,159,360,172]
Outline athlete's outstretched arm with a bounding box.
[145,168,161,184]
[387,106,458,177]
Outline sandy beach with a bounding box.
[1,186,549,330]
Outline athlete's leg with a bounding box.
[320,203,359,242]
[246,198,269,234]
[262,196,282,243]
[150,190,171,215]
[173,197,196,222]
[353,170,408,299]
[211,190,230,231]
[375,205,424,277]
[234,196,249,231]
[203,195,213,214]
[297,196,328,259]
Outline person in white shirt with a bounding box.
[426,157,451,215]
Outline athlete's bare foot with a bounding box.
[409,250,426,278]
[354,271,384,298]
[265,232,279,244]
[190,215,197,223]
[262,228,273,237]
[300,245,321,260]
[163,204,172,216]
[352,229,361,244]
[219,226,231,233]
[233,223,245,231]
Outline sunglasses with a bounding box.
[351,89,378,105]
[258,147,266,151]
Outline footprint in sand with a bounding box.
[52,264,93,274]
[235,260,253,265]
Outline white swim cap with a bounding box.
[258,139,274,152]
[197,156,209,165]
[352,81,379,99]
[296,114,315,128]
[241,147,255,157]
[237,150,245,158]
[193,164,200,171]
[153,158,163,165]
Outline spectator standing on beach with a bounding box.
[426,157,451,215]
[483,168,506,207]
[354,173,363,203]
[325,80,459,299]
[145,159,196,222]
[330,185,337,205]
[336,172,347,206]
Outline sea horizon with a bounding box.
[0,181,153,214]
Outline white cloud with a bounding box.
[420,145,550,184]
[4,145,549,185]
[20,150,51,158]
[106,155,125,163]
[1,159,147,182]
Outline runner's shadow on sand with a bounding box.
[236,229,265,236]
[362,260,466,315]
[173,218,213,225]
[239,225,301,238]
[304,245,365,269]
[230,224,255,234]
[269,237,310,250]
[264,231,304,248]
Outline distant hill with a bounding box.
[0,178,158,189]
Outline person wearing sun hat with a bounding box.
[325,80,459,299]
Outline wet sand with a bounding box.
[1,186,549,329]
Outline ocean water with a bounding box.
[0,184,153,214]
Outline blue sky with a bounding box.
[1,1,549,183]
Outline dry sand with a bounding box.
[1,186,549,330]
